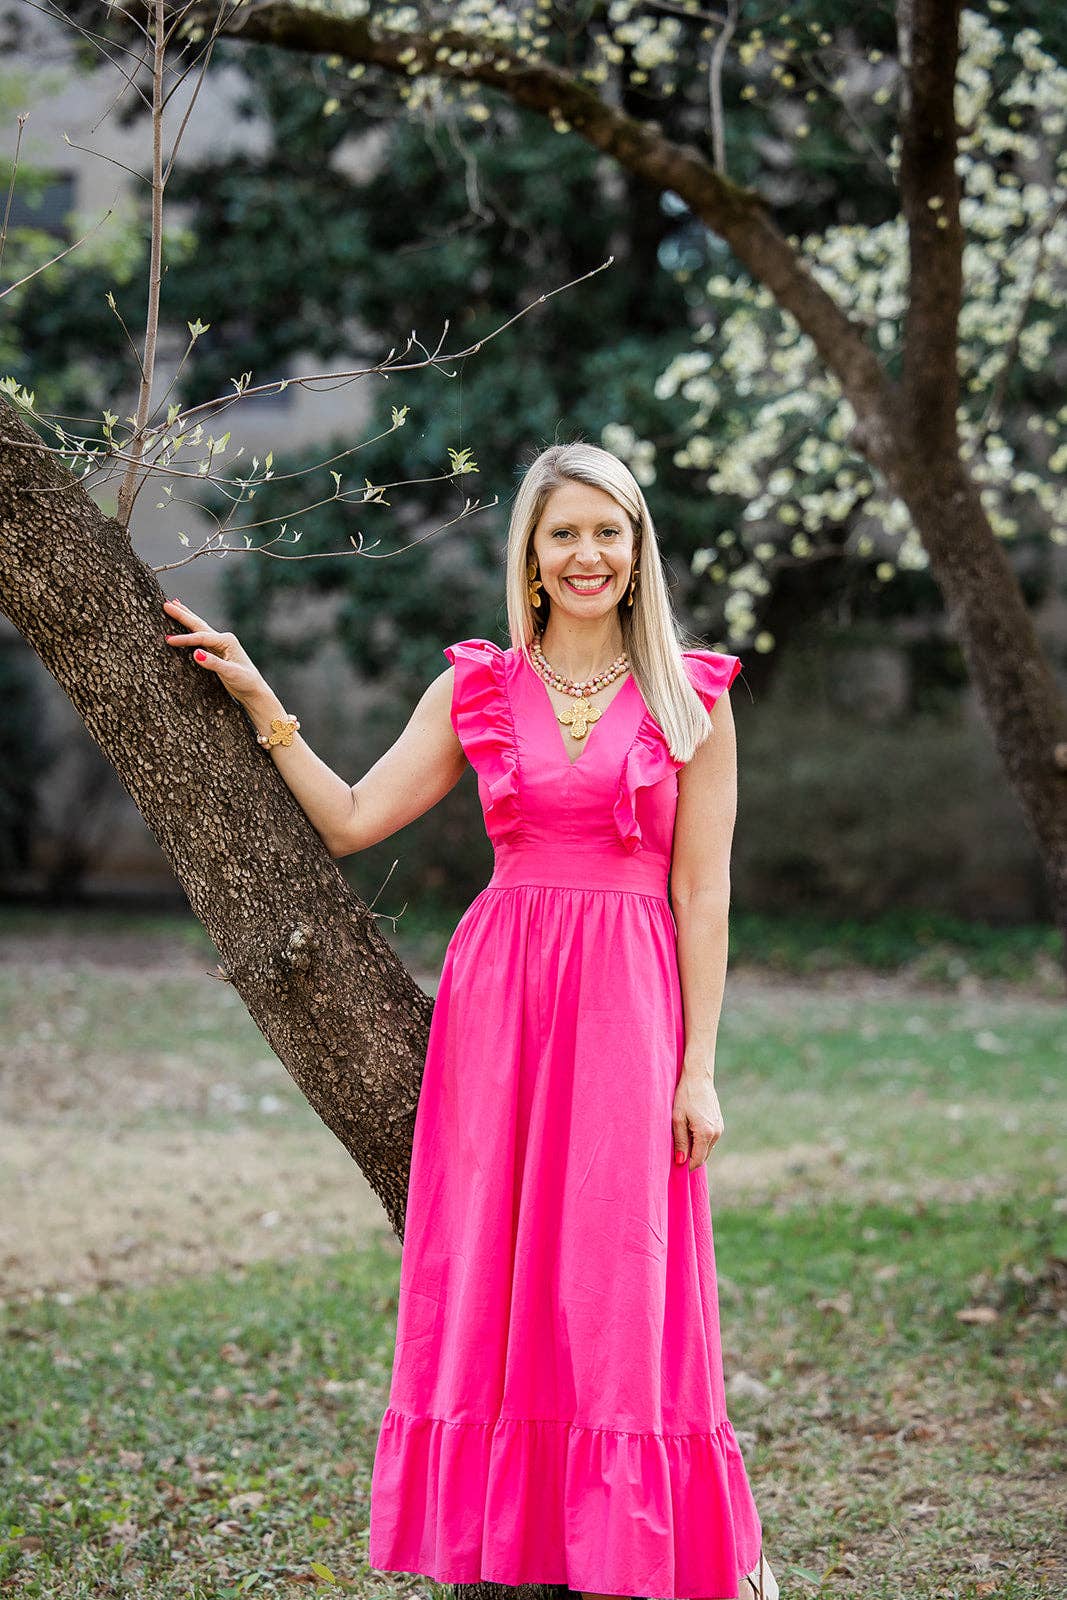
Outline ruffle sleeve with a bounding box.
[682,647,743,711]
[442,638,521,837]
[612,650,742,855]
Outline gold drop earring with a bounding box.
[627,562,640,607]
[527,558,544,610]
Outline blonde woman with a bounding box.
[163,442,775,1600]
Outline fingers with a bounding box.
[165,629,217,648]
[672,1116,723,1170]
[162,597,247,666]
[163,596,212,633]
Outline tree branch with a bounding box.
[207,1,898,465]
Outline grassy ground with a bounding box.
[0,909,1064,1598]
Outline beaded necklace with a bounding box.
[530,636,630,740]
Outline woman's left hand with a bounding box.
[671,1073,725,1171]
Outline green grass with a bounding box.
[0,902,1061,993]
[725,908,1063,989]
[0,911,1064,1597]
[2,1200,1064,1598]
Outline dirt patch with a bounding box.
[0,928,1049,1304]
[1,1122,396,1302]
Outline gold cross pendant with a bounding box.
[558,696,601,740]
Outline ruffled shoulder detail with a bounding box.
[612,714,684,855]
[442,639,521,835]
[612,651,743,854]
[682,647,742,710]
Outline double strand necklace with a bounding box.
[531,636,630,740]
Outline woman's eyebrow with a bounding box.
[548,520,622,530]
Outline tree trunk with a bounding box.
[0,400,433,1239]
[883,442,1067,962]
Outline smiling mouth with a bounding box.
[563,574,613,593]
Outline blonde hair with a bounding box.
[504,441,721,765]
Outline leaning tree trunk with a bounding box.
[0,401,431,1238]
[0,399,573,1600]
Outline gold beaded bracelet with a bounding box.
[256,714,301,750]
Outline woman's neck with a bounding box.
[538,616,626,681]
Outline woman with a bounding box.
[163,442,776,1600]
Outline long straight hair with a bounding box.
[503,442,720,764]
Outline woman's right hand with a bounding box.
[162,597,267,707]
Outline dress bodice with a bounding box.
[443,639,742,898]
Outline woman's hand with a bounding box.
[671,1072,724,1171]
[163,597,267,707]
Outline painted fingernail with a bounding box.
[194,650,206,662]
[674,1149,686,1165]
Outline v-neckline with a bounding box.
[522,650,637,769]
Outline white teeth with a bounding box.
[566,575,610,589]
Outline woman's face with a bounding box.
[529,480,636,623]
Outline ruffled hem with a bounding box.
[443,638,522,838]
[369,1406,763,1599]
[613,650,743,855]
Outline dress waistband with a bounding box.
[488,845,670,899]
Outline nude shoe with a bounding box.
[741,1546,780,1600]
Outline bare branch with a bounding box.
[116,0,168,529]
[0,202,117,303]
[708,0,738,174]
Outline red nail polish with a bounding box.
[194,649,206,661]
[674,1149,686,1165]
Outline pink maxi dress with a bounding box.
[368,637,764,1599]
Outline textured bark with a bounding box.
[0,402,433,1242]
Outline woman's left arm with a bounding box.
[669,687,738,1171]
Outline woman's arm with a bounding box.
[669,688,738,1167]
[245,668,467,858]
[163,598,467,858]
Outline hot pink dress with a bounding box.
[368,638,763,1599]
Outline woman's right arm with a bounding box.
[162,598,467,859]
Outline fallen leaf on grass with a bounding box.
[227,1490,266,1512]
[956,1305,999,1324]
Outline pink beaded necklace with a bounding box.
[530,636,630,740]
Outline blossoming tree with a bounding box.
[207,0,1067,959]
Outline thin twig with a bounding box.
[116,0,167,529]
[708,0,738,174]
